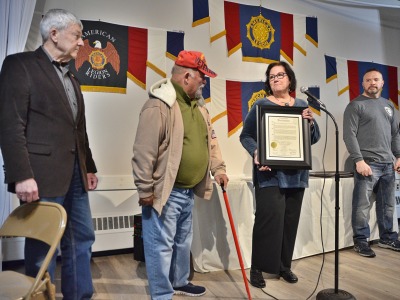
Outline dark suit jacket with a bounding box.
[0,47,97,196]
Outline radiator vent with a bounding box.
[92,215,134,232]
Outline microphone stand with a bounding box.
[315,104,355,300]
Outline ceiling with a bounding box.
[309,0,400,29]
[343,0,400,29]
[336,0,400,7]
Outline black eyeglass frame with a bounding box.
[268,72,287,81]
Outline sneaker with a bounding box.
[354,242,376,257]
[378,239,400,251]
[250,268,266,288]
[173,283,206,297]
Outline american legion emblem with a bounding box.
[248,89,267,111]
[75,39,120,78]
[246,14,275,50]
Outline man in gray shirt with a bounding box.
[343,68,400,257]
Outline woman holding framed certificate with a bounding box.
[240,61,321,288]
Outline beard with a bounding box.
[365,86,380,97]
[195,84,205,100]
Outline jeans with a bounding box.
[142,188,194,300]
[25,160,95,300]
[352,162,398,243]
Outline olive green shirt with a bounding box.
[172,82,209,188]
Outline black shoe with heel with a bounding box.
[280,270,298,283]
[250,268,266,288]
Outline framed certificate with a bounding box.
[256,105,312,169]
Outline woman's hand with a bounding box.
[253,149,271,171]
[302,108,314,126]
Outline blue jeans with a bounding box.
[142,188,194,300]
[352,162,398,243]
[25,160,95,300]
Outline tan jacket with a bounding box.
[132,78,226,215]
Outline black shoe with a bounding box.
[250,268,266,288]
[378,239,400,251]
[280,270,298,283]
[173,283,206,296]
[354,242,376,257]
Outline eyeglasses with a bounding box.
[268,72,287,81]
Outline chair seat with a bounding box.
[0,270,47,299]
[0,202,66,300]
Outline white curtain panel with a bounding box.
[0,0,11,70]
[0,0,36,260]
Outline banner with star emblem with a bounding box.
[190,0,316,64]
[225,1,294,64]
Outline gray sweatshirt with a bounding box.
[343,95,400,164]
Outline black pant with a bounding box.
[252,186,304,274]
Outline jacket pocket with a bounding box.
[27,143,51,155]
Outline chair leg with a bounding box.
[44,272,56,300]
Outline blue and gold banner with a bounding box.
[166,31,185,60]
[192,0,210,27]
[306,17,318,47]
[224,1,295,64]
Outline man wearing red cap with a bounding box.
[132,50,229,299]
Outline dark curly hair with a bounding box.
[264,61,297,96]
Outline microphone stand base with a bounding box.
[317,289,356,300]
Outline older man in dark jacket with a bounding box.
[0,8,97,300]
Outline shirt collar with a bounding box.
[41,46,70,69]
[171,80,193,105]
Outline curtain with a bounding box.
[0,0,36,267]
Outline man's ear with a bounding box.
[49,28,58,42]
[183,71,191,85]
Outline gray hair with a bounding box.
[40,8,82,42]
[171,64,189,75]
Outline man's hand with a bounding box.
[215,174,229,189]
[87,173,98,190]
[139,195,154,206]
[394,158,400,174]
[15,178,39,203]
[356,160,372,176]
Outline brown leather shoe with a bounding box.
[280,270,298,283]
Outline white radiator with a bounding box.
[89,185,140,252]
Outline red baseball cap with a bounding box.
[175,50,217,78]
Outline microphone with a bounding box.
[300,86,326,108]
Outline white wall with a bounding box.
[26,0,400,183]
